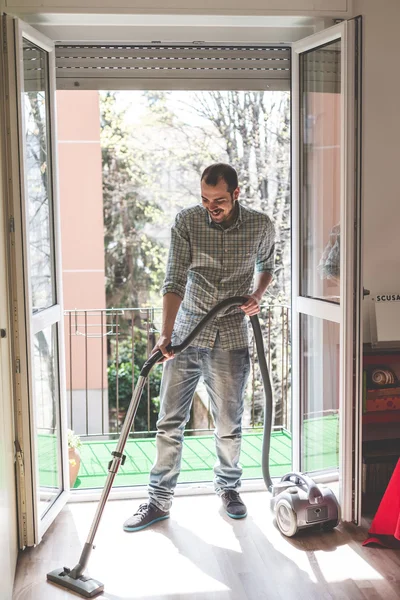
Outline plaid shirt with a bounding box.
[162,203,275,350]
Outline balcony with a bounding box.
[58,304,337,490]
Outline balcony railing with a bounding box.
[64,304,291,441]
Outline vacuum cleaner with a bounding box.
[47,296,334,598]
[270,472,340,537]
[47,296,273,597]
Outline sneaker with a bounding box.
[123,502,170,532]
[220,490,247,519]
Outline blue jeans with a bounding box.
[148,334,250,511]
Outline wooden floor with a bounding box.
[13,491,400,600]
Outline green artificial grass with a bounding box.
[37,414,339,491]
[72,430,291,489]
[37,433,60,488]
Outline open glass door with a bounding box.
[291,20,362,522]
[3,16,69,546]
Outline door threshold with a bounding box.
[67,471,339,503]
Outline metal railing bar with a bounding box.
[37,426,59,432]
[251,333,255,426]
[131,310,135,433]
[69,424,286,439]
[69,311,73,431]
[64,304,289,315]
[115,311,120,433]
[85,311,88,437]
[284,307,289,430]
[281,306,285,427]
[65,304,291,442]
[101,310,104,435]
[304,409,338,418]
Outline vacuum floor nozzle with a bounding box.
[47,568,104,598]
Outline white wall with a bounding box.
[353,0,400,341]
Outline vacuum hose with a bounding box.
[142,296,273,489]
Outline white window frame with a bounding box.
[4,15,70,546]
[291,20,362,523]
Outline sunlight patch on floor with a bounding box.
[313,545,384,583]
[91,529,231,597]
[67,499,236,597]
[99,559,231,598]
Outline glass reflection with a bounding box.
[34,325,62,515]
[23,39,55,311]
[300,40,341,303]
[300,314,340,471]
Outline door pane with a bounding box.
[300,314,340,471]
[23,39,55,312]
[300,40,341,304]
[34,325,62,516]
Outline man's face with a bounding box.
[201,179,240,225]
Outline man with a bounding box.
[123,163,275,532]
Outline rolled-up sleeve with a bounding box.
[161,213,192,299]
[255,218,275,274]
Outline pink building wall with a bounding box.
[57,91,108,434]
[307,91,341,420]
[308,91,341,300]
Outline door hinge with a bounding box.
[14,440,24,474]
[10,217,15,233]
[15,358,20,373]
[14,439,28,546]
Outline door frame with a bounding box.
[3,15,69,547]
[3,13,362,529]
[291,20,362,523]
[0,34,19,592]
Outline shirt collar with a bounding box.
[206,202,244,231]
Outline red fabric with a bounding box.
[363,458,400,548]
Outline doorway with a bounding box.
[3,21,363,546]
[57,87,292,491]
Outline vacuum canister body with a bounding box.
[271,473,340,537]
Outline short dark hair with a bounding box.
[201,163,238,194]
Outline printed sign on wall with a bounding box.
[375,294,400,302]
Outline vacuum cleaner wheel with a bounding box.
[275,499,298,537]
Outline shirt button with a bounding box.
[225,249,228,253]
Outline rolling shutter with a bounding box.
[53,43,290,91]
[301,43,341,94]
